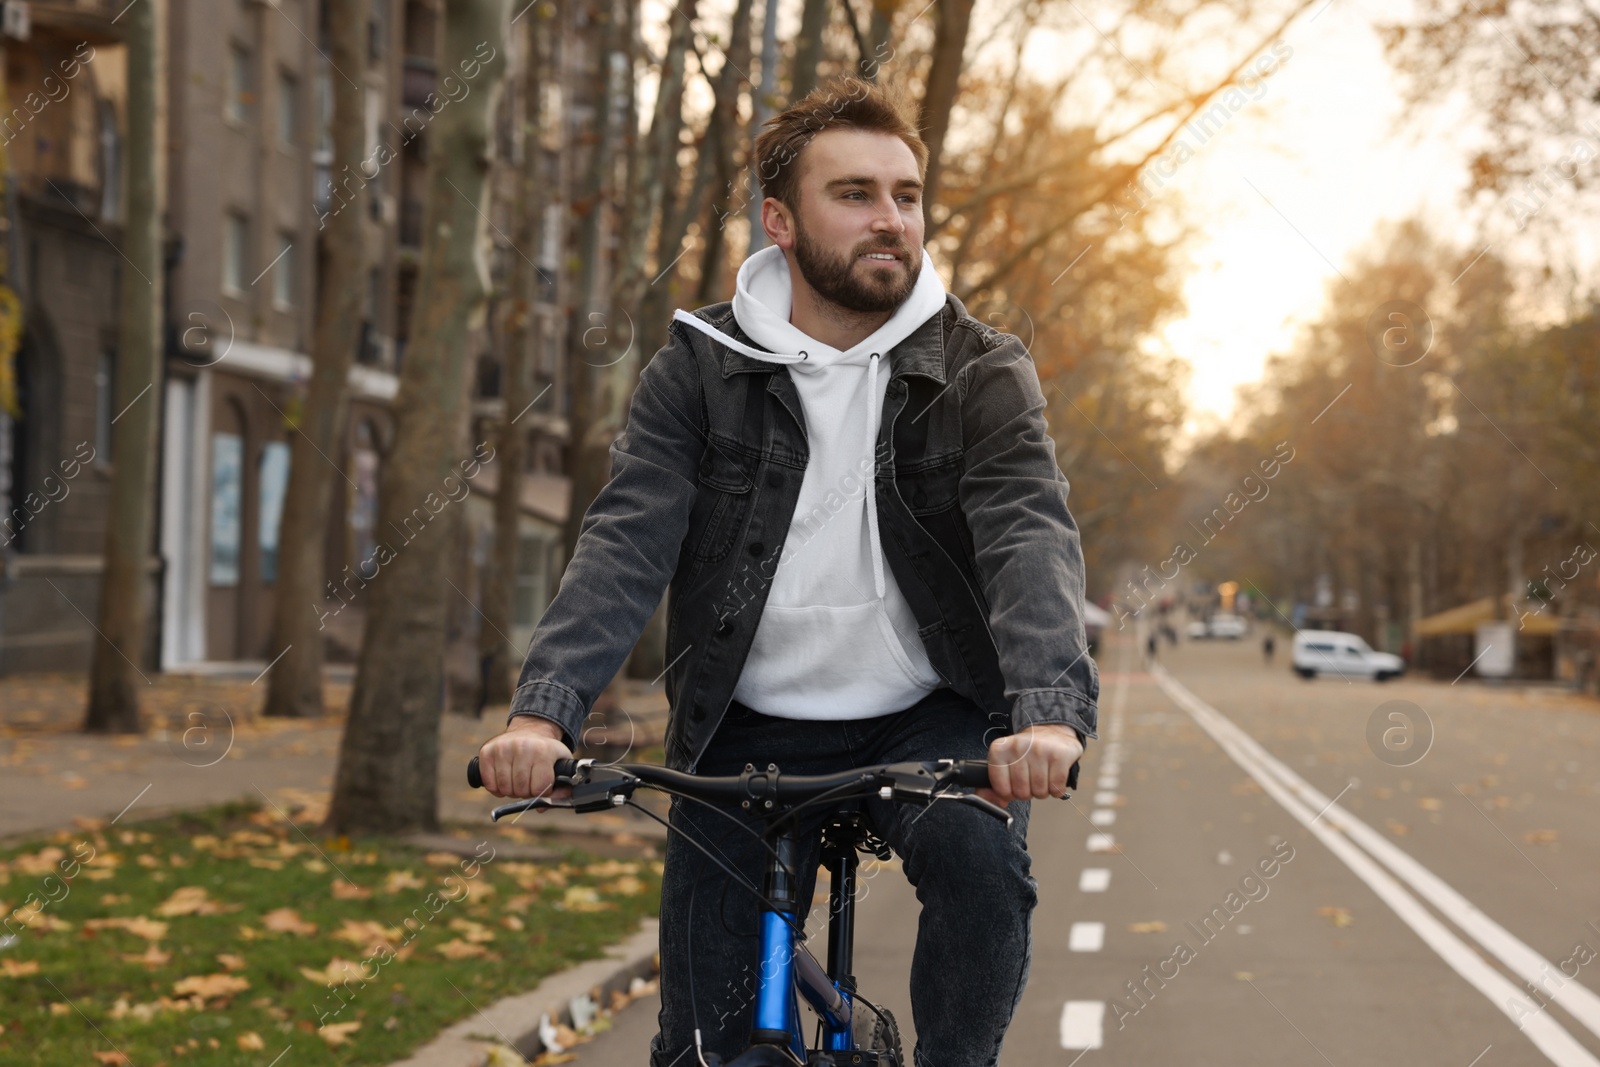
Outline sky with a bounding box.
[1043,0,1477,437]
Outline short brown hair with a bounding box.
[752,76,929,217]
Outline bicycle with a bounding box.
[467,753,1062,1066]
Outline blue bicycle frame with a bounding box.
[745,814,876,1063]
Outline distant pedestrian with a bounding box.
[1262,632,1275,664]
[1147,634,1158,661]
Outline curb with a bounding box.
[386,918,661,1067]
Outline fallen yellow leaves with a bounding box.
[384,869,425,893]
[90,1051,131,1065]
[318,1020,361,1046]
[1,958,40,977]
[154,886,240,917]
[1317,906,1354,928]
[1417,797,1442,811]
[558,886,614,913]
[1126,921,1168,933]
[298,958,367,985]
[331,879,373,900]
[1524,829,1560,846]
[85,916,169,940]
[447,918,496,943]
[123,943,172,967]
[263,908,318,936]
[334,918,405,951]
[602,875,646,897]
[435,938,489,960]
[217,953,247,971]
[236,1031,266,1051]
[172,973,250,999]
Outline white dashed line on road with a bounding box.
[1068,922,1105,952]
[1086,833,1115,853]
[1060,1001,1105,1049]
[1090,809,1116,826]
[1094,791,1118,805]
[1079,867,1111,892]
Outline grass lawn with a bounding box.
[0,799,661,1066]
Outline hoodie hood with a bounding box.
[671,243,947,601]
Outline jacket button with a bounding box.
[691,706,706,722]
[747,541,763,557]
[767,472,783,488]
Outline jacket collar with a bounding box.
[687,294,964,386]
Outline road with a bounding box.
[566,627,1600,1066]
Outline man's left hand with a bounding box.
[978,723,1084,806]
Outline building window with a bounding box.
[312,67,333,214]
[258,441,291,582]
[227,45,254,124]
[272,232,295,308]
[351,421,380,565]
[277,69,298,146]
[223,213,249,296]
[210,433,243,586]
[94,350,115,462]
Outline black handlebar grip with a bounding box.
[469,755,580,790]
[953,759,991,788]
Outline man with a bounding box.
[476,75,1099,1066]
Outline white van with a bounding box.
[1291,630,1405,681]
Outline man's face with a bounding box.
[784,129,924,315]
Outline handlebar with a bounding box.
[465,754,1041,825]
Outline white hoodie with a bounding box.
[671,243,950,720]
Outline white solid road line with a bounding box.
[1060,1001,1106,1049]
[1069,921,1106,952]
[1153,665,1600,1067]
[1079,868,1111,892]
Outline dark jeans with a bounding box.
[649,687,1037,1067]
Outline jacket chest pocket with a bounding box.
[895,454,962,516]
[687,445,756,563]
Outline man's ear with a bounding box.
[762,197,796,251]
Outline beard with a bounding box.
[791,216,920,315]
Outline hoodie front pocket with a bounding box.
[688,445,755,563]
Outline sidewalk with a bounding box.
[0,669,672,842]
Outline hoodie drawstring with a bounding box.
[866,352,885,600]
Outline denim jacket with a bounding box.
[508,291,1099,786]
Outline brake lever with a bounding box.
[489,796,574,821]
[951,792,1013,826]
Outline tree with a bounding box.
[84,0,162,734]
[479,1,550,710]
[326,0,510,836]
[262,0,370,720]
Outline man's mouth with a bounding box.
[860,251,903,264]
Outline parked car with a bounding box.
[1186,613,1248,640]
[1291,630,1405,681]
[1207,613,1249,639]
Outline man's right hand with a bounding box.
[476,716,574,804]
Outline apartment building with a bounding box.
[0,0,574,679]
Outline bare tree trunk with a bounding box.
[693,0,754,306]
[84,0,163,734]
[918,0,973,229]
[746,0,780,253]
[263,0,369,719]
[326,0,510,837]
[479,7,546,711]
[560,0,627,567]
[788,0,830,100]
